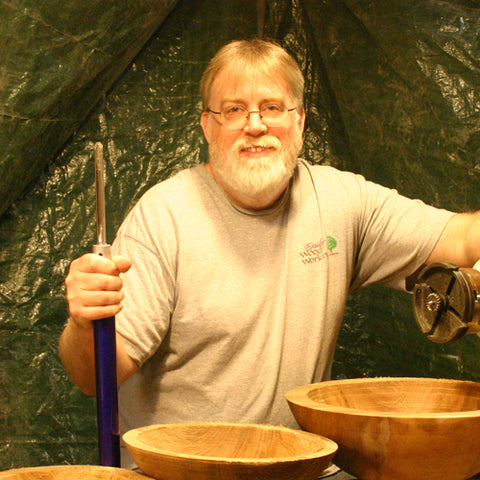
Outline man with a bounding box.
[59,39,480,474]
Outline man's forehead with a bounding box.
[211,69,291,101]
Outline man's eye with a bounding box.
[224,106,244,116]
[263,104,283,113]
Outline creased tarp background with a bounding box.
[1,0,480,470]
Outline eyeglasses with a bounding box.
[206,104,297,130]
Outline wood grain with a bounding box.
[0,466,152,480]
[123,421,337,480]
[286,377,480,480]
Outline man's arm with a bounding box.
[427,211,480,267]
[58,253,138,395]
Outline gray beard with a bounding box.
[208,134,303,201]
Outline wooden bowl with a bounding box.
[123,421,338,480]
[0,465,152,479]
[286,377,480,480]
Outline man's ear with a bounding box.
[200,111,211,143]
[298,108,306,134]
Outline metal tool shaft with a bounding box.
[93,142,120,467]
[94,142,108,247]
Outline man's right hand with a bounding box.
[65,253,132,329]
[60,253,136,395]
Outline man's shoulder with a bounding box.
[295,159,364,188]
[140,164,205,202]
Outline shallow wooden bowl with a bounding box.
[123,421,338,480]
[0,465,152,479]
[286,377,480,480]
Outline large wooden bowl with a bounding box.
[0,465,152,479]
[123,421,338,480]
[286,377,480,480]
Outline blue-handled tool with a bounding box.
[93,142,120,466]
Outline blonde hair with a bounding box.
[200,39,304,110]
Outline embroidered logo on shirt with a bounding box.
[299,236,338,264]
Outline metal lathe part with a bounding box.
[412,262,480,343]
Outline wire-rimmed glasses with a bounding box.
[206,104,297,130]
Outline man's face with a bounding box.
[201,70,306,210]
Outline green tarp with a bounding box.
[1,0,480,470]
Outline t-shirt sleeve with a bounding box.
[348,174,455,291]
[111,188,177,367]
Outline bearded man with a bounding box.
[59,39,480,477]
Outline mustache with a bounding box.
[233,136,282,151]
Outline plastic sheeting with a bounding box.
[1,0,480,471]
[0,0,179,219]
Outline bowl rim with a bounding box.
[123,421,338,465]
[286,377,480,419]
[0,465,149,478]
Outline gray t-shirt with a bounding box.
[112,160,453,467]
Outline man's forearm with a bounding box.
[59,319,97,395]
[58,318,139,396]
[427,211,480,267]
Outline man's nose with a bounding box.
[244,111,268,134]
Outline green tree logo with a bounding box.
[327,236,337,250]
